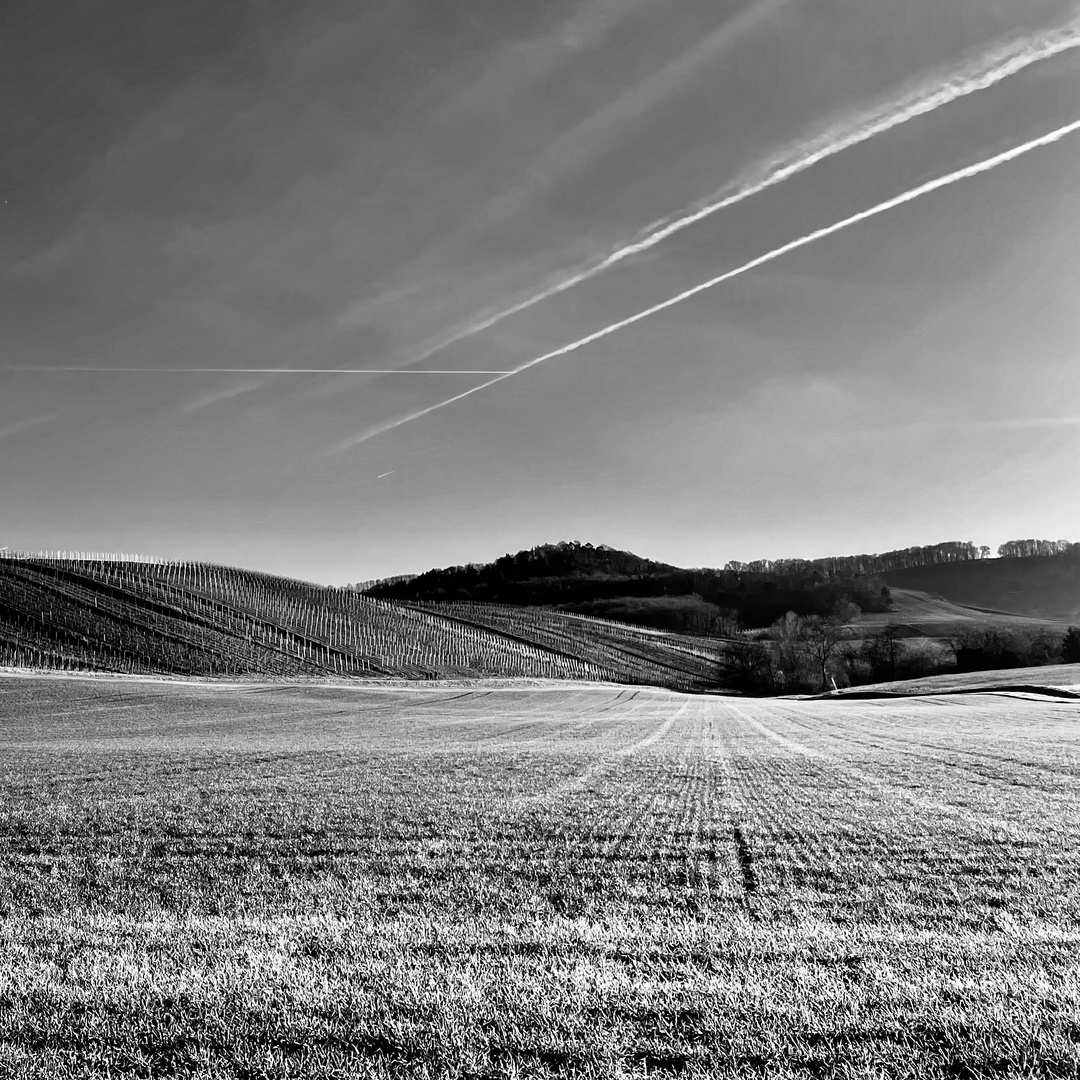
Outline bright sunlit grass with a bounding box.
[0,678,1077,1078]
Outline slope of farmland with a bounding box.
[883,553,1080,621]
[858,587,1064,634]
[0,676,1077,1077]
[0,556,719,688]
[409,600,723,691]
[834,661,1080,697]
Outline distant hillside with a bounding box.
[0,555,720,690]
[368,542,683,604]
[860,588,1056,633]
[8,541,1076,691]
[367,540,891,630]
[367,538,1080,634]
[882,553,1080,622]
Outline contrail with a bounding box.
[394,19,1080,369]
[5,368,515,375]
[333,117,1080,452]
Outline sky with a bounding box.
[3,0,1079,583]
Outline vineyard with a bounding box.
[0,554,722,688]
[410,600,724,690]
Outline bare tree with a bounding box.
[800,616,851,691]
[720,639,775,695]
[863,624,905,682]
[769,611,807,691]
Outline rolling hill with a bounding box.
[367,541,685,605]
[858,587,1066,636]
[366,540,893,630]
[0,555,721,690]
[370,540,1080,631]
[4,541,1076,692]
[881,554,1080,622]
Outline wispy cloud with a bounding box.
[180,380,268,414]
[0,408,77,443]
[448,0,796,248]
[332,0,795,344]
[388,16,1080,373]
[905,416,1080,433]
[330,117,1080,453]
[813,414,1080,444]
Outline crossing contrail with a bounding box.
[393,19,1080,371]
[5,368,515,375]
[333,116,1080,452]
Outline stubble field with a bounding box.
[0,675,1078,1078]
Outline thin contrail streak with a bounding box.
[395,20,1080,369]
[5,368,515,375]
[334,117,1080,452]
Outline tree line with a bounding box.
[996,539,1079,559]
[720,614,1080,696]
[362,538,1079,633]
[722,540,994,577]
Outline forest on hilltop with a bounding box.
[366,540,891,631]
[366,538,1080,633]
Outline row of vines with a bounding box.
[0,556,645,683]
[410,601,724,690]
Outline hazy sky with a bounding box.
[3,0,1079,582]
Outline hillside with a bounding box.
[834,662,1080,697]
[6,544,1076,693]
[882,553,1080,622]
[0,555,721,690]
[859,587,1064,635]
[368,540,891,629]
[368,542,685,605]
[371,540,1080,632]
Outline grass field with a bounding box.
[860,588,1066,633]
[882,558,1080,623]
[0,676,1078,1078]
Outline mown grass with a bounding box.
[0,678,1078,1078]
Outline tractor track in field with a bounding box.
[731,824,759,898]
[498,695,753,913]
[723,699,1037,843]
[504,696,694,811]
[4,678,1078,935]
[765,700,1080,817]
